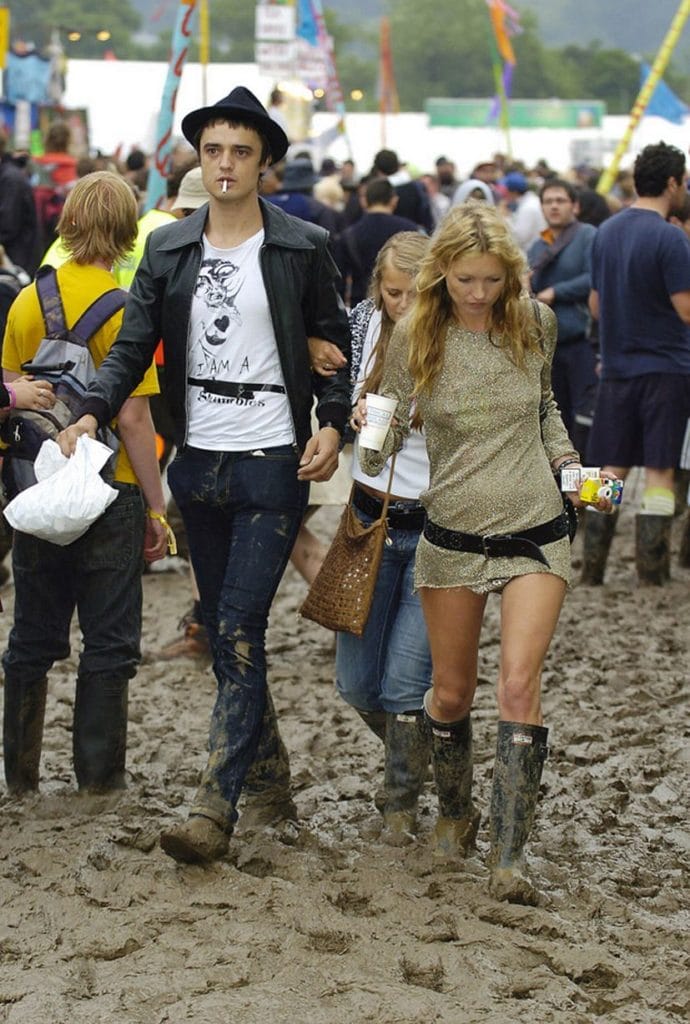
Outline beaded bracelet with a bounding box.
[146,510,178,555]
[554,457,580,471]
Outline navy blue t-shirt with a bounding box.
[591,207,690,378]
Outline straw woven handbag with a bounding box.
[300,455,397,637]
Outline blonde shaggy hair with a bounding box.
[362,231,430,399]
[58,171,138,267]
[406,202,542,397]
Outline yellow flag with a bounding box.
[0,8,10,70]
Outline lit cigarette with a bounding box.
[222,180,228,194]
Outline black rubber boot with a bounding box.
[73,676,129,791]
[580,508,618,585]
[425,703,479,868]
[240,689,296,828]
[488,720,549,906]
[635,513,672,585]
[380,711,431,846]
[3,676,48,795]
[354,708,387,742]
[679,510,690,569]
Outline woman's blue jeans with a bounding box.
[167,444,308,830]
[335,510,432,715]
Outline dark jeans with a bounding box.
[552,336,598,454]
[167,444,308,830]
[2,483,145,686]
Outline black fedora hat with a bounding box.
[181,86,288,163]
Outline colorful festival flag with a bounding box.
[145,0,198,212]
[377,17,400,115]
[640,61,689,124]
[485,0,521,128]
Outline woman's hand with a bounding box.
[9,376,55,412]
[349,396,368,432]
[308,337,348,377]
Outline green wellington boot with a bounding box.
[425,702,479,869]
[488,720,549,906]
[635,513,672,585]
[73,675,128,791]
[380,710,431,846]
[580,508,618,585]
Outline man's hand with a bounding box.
[56,415,98,457]
[308,337,348,377]
[143,513,169,563]
[536,287,556,305]
[297,426,340,481]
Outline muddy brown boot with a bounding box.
[380,711,431,846]
[425,698,479,869]
[3,676,48,795]
[240,690,297,828]
[580,508,618,585]
[160,815,230,864]
[488,721,548,906]
[635,513,672,585]
[73,675,129,792]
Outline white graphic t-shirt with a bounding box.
[186,229,295,450]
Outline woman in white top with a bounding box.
[335,232,432,846]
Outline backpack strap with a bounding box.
[71,288,127,343]
[35,265,67,337]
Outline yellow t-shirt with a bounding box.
[2,261,159,485]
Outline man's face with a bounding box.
[541,187,577,230]
[198,121,268,205]
[669,171,689,215]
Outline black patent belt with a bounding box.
[423,513,569,567]
[188,378,286,399]
[353,485,426,531]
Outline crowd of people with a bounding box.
[1,85,689,909]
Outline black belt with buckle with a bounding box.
[423,513,569,567]
[188,378,286,400]
[353,485,426,531]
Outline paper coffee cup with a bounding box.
[360,393,398,451]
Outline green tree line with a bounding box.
[5,0,690,116]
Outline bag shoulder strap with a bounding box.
[35,266,126,346]
[36,265,67,337]
[71,288,127,343]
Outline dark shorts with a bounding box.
[587,373,690,468]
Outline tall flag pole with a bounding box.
[145,0,198,212]
[199,0,209,106]
[597,0,690,195]
[485,0,520,158]
[378,17,400,147]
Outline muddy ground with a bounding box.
[0,492,688,1024]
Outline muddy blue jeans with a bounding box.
[167,444,308,831]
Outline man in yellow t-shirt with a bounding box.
[1,171,168,797]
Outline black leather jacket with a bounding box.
[80,198,351,451]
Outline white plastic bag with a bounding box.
[3,436,118,546]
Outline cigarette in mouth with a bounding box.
[222,180,228,194]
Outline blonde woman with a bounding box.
[360,204,615,903]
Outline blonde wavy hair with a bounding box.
[362,231,430,398]
[58,171,138,267]
[407,202,542,397]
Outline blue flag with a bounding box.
[641,62,689,125]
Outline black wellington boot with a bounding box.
[425,703,479,869]
[3,676,48,795]
[580,508,618,585]
[240,689,297,828]
[354,708,387,742]
[380,711,431,846]
[679,510,690,569]
[635,513,672,585]
[488,720,549,906]
[73,675,129,791]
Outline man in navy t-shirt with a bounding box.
[585,141,690,585]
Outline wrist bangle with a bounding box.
[5,383,16,410]
[147,510,177,555]
[555,458,580,471]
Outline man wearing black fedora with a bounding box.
[58,86,351,863]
